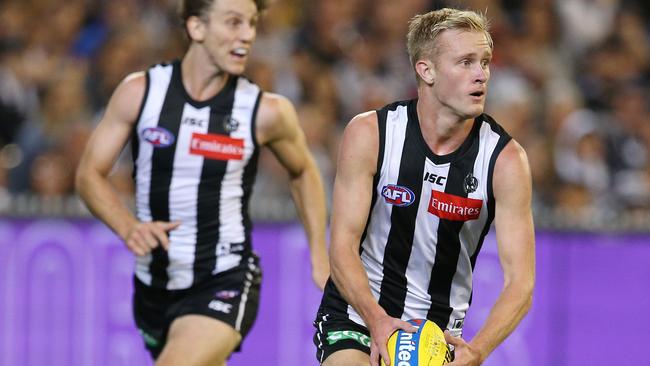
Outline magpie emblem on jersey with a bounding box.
[223,114,240,132]
[463,173,478,193]
[142,127,175,147]
[382,184,415,206]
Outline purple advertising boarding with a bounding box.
[1,219,648,365]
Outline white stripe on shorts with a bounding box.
[235,257,256,331]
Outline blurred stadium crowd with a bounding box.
[1,0,649,229]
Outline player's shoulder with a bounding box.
[339,111,379,146]
[259,91,291,112]
[257,92,295,127]
[108,71,147,105]
[337,111,380,174]
[103,71,149,125]
[492,137,532,204]
[348,110,378,128]
[494,138,530,188]
[339,111,380,159]
[343,99,410,139]
[117,71,147,92]
[255,92,299,144]
[499,139,528,165]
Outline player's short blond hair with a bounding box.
[407,8,492,70]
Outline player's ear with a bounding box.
[415,59,436,85]
[186,15,207,42]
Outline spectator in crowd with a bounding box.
[0,0,649,227]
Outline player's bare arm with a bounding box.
[256,93,329,289]
[75,72,179,256]
[328,112,416,366]
[446,140,535,365]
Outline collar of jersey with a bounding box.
[408,99,481,165]
[173,59,238,110]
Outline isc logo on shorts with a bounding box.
[381,184,415,206]
[208,299,233,314]
[190,133,244,160]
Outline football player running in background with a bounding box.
[76,0,329,365]
[313,8,535,366]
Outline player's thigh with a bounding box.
[314,311,371,365]
[155,314,241,366]
[322,349,369,366]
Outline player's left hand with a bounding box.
[444,330,481,366]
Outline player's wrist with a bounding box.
[118,219,140,241]
[362,303,388,327]
[466,340,486,364]
[310,250,328,265]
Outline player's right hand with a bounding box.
[123,221,181,256]
[444,330,481,366]
[368,313,417,366]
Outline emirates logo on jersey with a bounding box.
[428,190,482,221]
[190,133,244,160]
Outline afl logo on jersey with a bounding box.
[381,184,415,207]
[142,127,175,147]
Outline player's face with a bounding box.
[200,0,259,75]
[430,30,492,119]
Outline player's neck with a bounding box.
[181,47,229,102]
[416,97,475,156]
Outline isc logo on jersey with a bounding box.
[142,127,175,147]
[382,184,415,206]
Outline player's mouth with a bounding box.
[469,90,485,100]
[231,47,249,59]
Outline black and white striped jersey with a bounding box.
[321,99,511,336]
[131,60,262,290]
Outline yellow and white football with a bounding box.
[383,319,451,366]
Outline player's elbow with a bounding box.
[74,163,97,198]
[518,278,535,315]
[522,287,534,315]
[505,275,535,313]
[289,155,317,181]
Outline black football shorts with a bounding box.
[313,309,372,364]
[133,254,262,359]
